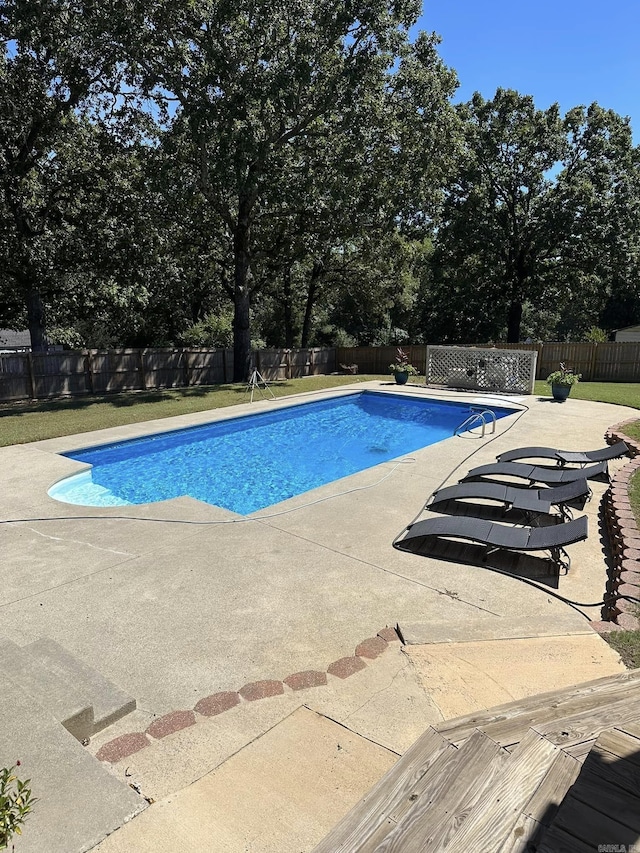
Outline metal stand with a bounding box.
[246,369,275,403]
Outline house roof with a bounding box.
[0,329,31,348]
[613,324,640,333]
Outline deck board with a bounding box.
[370,730,506,852]
[582,730,640,798]
[313,672,640,853]
[536,726,640,852]
[441,730,559,853]
[533,694,640,748]
[618,719,640,739]
[570,771,640,833]
[537,824,600,852]
[434,669,640,747]
[500,750,582,853]
[553,794,640,849]
[501,814,545,853]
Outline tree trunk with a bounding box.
[27,288,47,352]
[506,298,522,343]
[233,288,251,382]
[232,208,253,382]
[283,266,294,348]
[301,260,324,348]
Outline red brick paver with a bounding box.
[194,691,241,717]
[591,620,625,634]
[620,570,640,587]
[146,710,196,740]
[239,680,284,701]
[616,612,639,630]
[284,670,327,691]
[377,627,400,642]
[327,656,367,679]
[96,733,149,763]
[355,636,388,659]
[623,549,640,561]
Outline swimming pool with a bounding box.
[48,391,516,514]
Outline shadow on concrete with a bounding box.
[396,536,561,589]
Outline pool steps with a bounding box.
[0,678,144,853]
[0,636,136,742]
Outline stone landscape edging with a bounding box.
[95,626,401,764]
[591,420,640,634]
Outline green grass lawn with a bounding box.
[2,376,640,448]
[533,380,640,408]
[0,374,389,446]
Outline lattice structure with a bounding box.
[426,346,537,394]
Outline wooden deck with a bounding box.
[312,669,640,852]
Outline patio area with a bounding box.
[0,381,635,851]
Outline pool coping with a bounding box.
[45,385,522,513]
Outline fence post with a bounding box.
[222,348,228,383]
[183,348,191,387]
[589,343,598,381]
[139,349,147,390]
[84,350,94,394]
[26,352,36,399]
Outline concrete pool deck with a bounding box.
[0,381,635,851]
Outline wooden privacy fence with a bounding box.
[336,342,640,384]
[0,347,335,402]
[1,341,639,403]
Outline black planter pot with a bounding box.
[551,383,572,401]
[393,371,410,385]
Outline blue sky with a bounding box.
[416,1,640,141]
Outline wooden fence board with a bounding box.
[290,348,311,379]
[1,341,639,403]
[594,342,640,381]
[255,348,288,381]
[312,347,335,375]
[143,348,186,389]
[186,348,228,385]
[338,342,640,383]
[0,353,30,400]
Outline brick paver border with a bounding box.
[592,422,640,635]
[96,626,401,762]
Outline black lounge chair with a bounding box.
[461,460,607,486]
[496,440,629,466]
[395,514,588,572]
[428,477,590,522]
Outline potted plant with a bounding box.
[546,363,581,401]
[389,348,419,385]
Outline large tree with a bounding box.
[554,103,640,337]
[426,89,640,344]
[0,0,138,349]
[125,0,457,379]
[428,89,566,343]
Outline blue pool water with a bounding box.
[49,392,516,514]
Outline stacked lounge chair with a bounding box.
[395,514,587,574]
[393,442,622,574]
[460,459,607,486]
[427,477,590,523]
[496,440,628,467]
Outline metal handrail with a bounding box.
[454,408,497,438]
